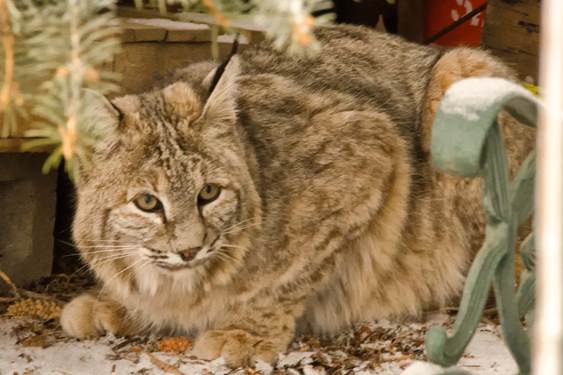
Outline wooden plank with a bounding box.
[110,39,244,95]
[110,42,211,94]
[117,6,175,20]
[124,18,212,42]
[176,11,265,32]
[0,138,53,153]
[482,0,541,83]
[175,12,265,43]
[1,42,217,139]
[121,21,167,42]
[398,0,425,43]
[117,6,266,36]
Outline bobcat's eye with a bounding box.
[198,184,221,205]
[134,193,162,212]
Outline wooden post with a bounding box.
[397,0,425,43]
[481,0,541,84]
[534,0,563,372]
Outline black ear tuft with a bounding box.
[109,100,125,123]
[208,34,241,96]
[82,88,122,125]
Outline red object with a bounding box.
[424,0,487,47]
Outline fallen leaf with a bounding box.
[147,352,185,375]
[157,336,192,354]
[21,334,51,348]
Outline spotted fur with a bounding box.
[61,25,534,367]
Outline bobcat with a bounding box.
[61,25,534,367]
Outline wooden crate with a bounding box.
[114,18,247,95]
[0,17,250,285]
[0,17,248,148]
[481,0,541,84]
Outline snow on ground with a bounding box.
[0,313,517,375]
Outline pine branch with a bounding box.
[0,0,15,115]
[159,0,333,55]
[0,0,23,137]
[17,0,122,177]
[0,0,121,179]
[202,0,231,28]
[2,0,358,180]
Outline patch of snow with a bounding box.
[401,361,445,375]
[0,316,519,374]
[277,351,316,367]
[255,359,274,375]
[440,77,532,122]
[458,326,518,374]
[303,364,327,375]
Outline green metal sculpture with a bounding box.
[424,77,538,375]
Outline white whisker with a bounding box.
[84,248,139,254]
[215,250,242,266]
[79,244,139,249]
[92,253,137,263]
[222,221,260,235]
[218,243,246,250]
[99,257,146,296]
[89,253,138,269]
[82,239,133,242]
[222,217,259,233]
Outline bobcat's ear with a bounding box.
[77,91,140,184]
[81,91,139,159]
[83,89,140,137]
[111,95,140,121]
[201,55,240,124]
[83,89,121,126]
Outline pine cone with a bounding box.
[6,298,62,320]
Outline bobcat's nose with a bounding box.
[177,247,202,261]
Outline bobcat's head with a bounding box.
[73,57,261,297]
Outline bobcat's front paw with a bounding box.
[60,294,128,339]
[192,329,287,367]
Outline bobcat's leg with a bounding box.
[61,293,136,339]
[192,300,302,367]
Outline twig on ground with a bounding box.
[111,337,137,351]
[147,352,185,375]
[0,270,20,298]
[20,290,60,301]
[0,297,19,303]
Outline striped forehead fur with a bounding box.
[162,81,202,122]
